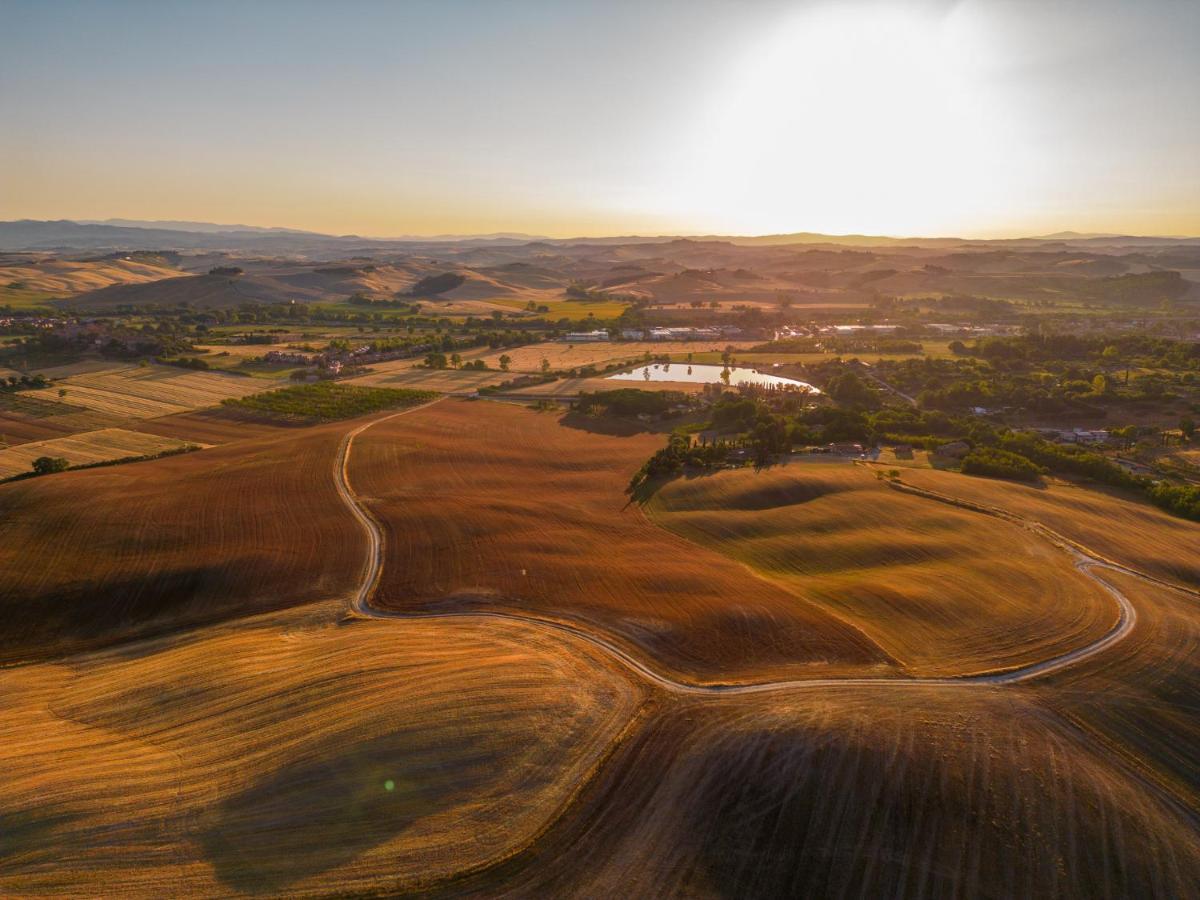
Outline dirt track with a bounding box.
[335,404,1139,695]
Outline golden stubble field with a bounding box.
[0,426,197,479]
[645,460,1117,675]
[0,604,643,897]
[350,400,889,683]
[0,398,1197,897]
[19,363,264,419]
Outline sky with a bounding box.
[1,0,1198,238]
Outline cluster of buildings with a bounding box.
[0,315,61,330]
[621,326,737,341]
[263,342,430,376]
[1035,427,1112,445]
[556,326,740,343]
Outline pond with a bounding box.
[607,362,820,392]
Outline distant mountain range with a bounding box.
[1,219,1197,256]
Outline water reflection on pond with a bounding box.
[607,362,820,392]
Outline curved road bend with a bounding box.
[334,406,1137,697]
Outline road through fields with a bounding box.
[335,403,1138,695]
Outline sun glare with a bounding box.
[653,4,1041,236]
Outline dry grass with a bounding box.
[645,460,1116,675]
[20,364,265,419]
[0,427,197,479]
[0,422,359,662]
[0,256,180,295]
[896,467,1200,588]
[352,400,889,682]
[0,604,641,897]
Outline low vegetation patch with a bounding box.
[221,381,436,423]
[960,447,1046,482]
[576,388,687,417]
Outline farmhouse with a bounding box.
[560,330,609,342]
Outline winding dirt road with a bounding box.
[334,404,1139,695]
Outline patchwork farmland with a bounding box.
[19,364,263,419]
[0,426,197,479]
[0,392,1198,896]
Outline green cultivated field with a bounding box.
[220,382,436,423]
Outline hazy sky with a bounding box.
[2,0,1197,237]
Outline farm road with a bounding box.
[335,403,1141,695]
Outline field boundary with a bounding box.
[336,405,1143,694]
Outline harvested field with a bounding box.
[0,422,359,662]
[20,363,264,419]
[441,687,1200,898]
[131,409,289,445]
[1031,569,1200,811]
[0,605,640,897]
[645,460,1117,675]
[351,400,891,683]
[0,410,75,445]
[0,427,197,479]
[0,392,124,437]
[344,362,505,392]
[459,341,756,373]
[895,467,1200,589]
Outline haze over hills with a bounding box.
[3,219,1199,256]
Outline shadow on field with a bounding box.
[199,726,494,893]
[0,563,255,665]
[558,409,657,437]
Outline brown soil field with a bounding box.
[0,409,76,445]
[894,467,1200,589]
[645,460,1116,676]
[351,400,891,683]
[0,427,198,479]
[344,363,505,392]
[0,422,359,662]
[437,686,1200,898]
[0,604,641,897]
[130,409,291,444]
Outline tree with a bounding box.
[32,456,70,475]
[1182,417,1196,443]
[57,388,68,399]
[540,358,550,374]
[425,352,448,369]
[498,354,512,371]
[1091,374,1108,395]
[450,352,462,369]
